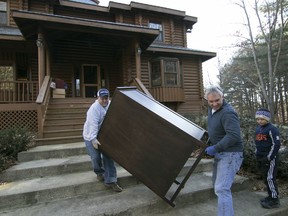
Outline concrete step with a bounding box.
[35,136,83,145]
[43,128,83,138]
[0,155,92,182]
[0,157,213,207]
[145,190,288,216]
[0,152,212,182]
[18,142,86,162]
[0,172,253,215]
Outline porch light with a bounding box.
[137,47,141,55]
[36,38,43,48]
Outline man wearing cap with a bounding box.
[255,108,280,208]
[83,88,122,192]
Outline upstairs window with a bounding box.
[149,22,163,42]
[150,58,181,87]
[0,2,7,26]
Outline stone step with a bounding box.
[0,151,212,182]
[0,171,252,215]
[143,190,288,216]
[18,142,86,162]
[35,136,83,146]
[0,155,91,182]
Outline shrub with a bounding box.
[184,113,288,179]
[0,127,34,172]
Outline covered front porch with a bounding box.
[0,10,159,138]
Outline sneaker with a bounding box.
[97,175,104,182]
[104,182,123,192]
[260,196,271,203]
[261,198,280,209]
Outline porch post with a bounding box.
[135,42,141,79]
[37,32,45,89]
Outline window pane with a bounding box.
[151,62,161,86]
[164,61,178,86]
[149,22,163,42]
[165,73,177,86]
[0,2,7,25]
[165,62,177,73]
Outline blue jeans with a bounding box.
[84,140,117,184]
[212,152,243,216]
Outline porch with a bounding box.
[0,77,186,143]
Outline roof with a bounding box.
[12,10,159,49]
[147,44,216,62]
[0,26,24,41]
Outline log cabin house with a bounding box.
[0,0,215,141]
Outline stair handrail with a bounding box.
[36,76,51,138]
[131,77,154,98]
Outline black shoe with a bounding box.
[261,198,280,209]
[97,175,104,182]
[260,196,271,203]
[104,182,123,192]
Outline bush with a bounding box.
[0,127,34,172]
[184,113,288,179]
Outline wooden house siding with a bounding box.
[1,0,216,133]
[54,5,114,22]
[28,0,53,13]
[139,54,150,88]
[176,58,204,114]
[173,19,185,47]
[8,0,22,27]
[122,12,135,25]
[50,38,124,96]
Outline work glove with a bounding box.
[205,146,217,156]
[92,138,101,149]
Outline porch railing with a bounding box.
[0,80,38,103]
[36,76,51,138]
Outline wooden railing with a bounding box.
[0,80,38,103]
[132,78,154,98]
[36,76,51,138]
[149,87,185,102]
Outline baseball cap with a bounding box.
[97,88,109,97]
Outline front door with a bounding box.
[82,64,101,97]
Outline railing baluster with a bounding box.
[0,80,38,103]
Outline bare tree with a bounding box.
[236,0,287,122]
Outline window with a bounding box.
[149,22,163,42]
[0,2,7,26]
[150,58,181,87]
[164,61,177,86]
[151,61,161,86]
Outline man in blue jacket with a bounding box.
[205,86,243,216]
